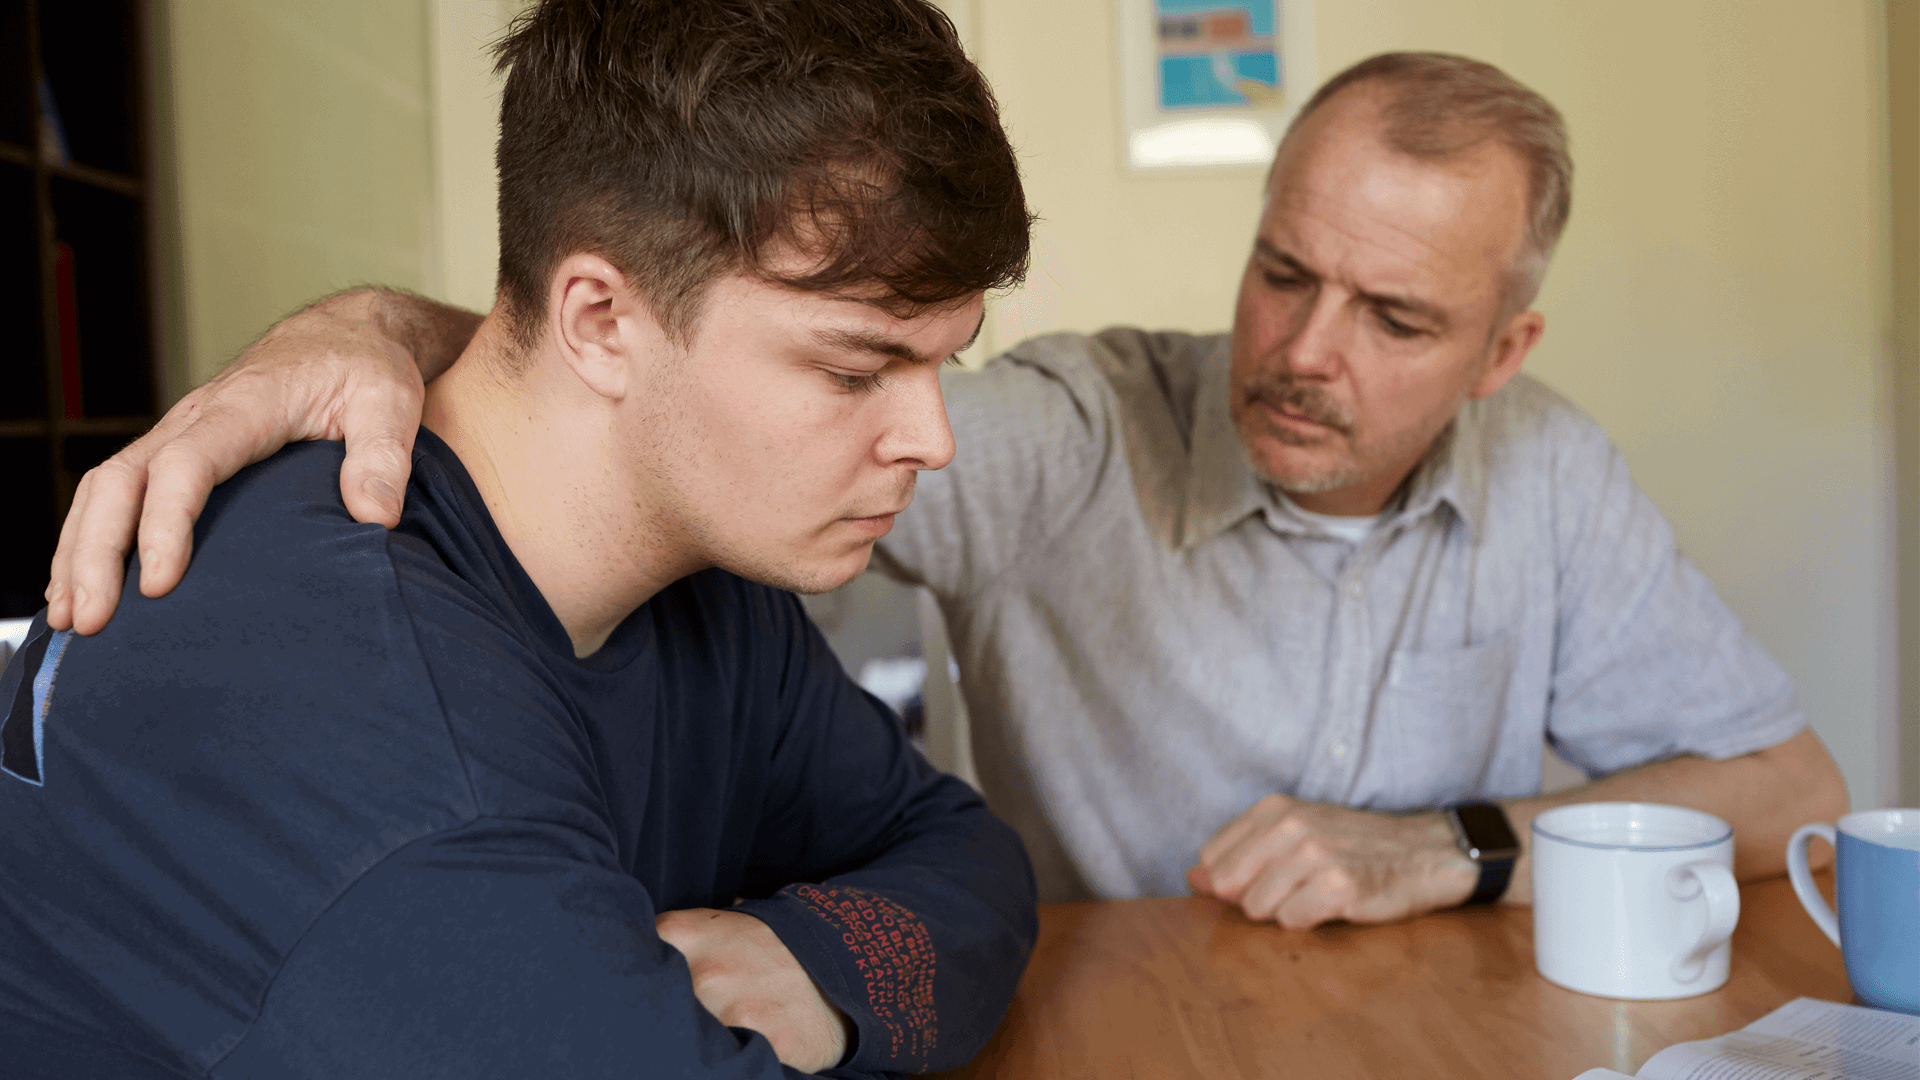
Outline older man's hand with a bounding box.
[1186,794,1480,928]
[45,288,476,636]
[655,908,854,1074]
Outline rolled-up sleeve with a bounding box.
[1544,425,1805,777]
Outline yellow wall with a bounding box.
[1891,0,1919,806]
[163,0,1906,806]
[953,0,1901,808]
[167,0,437,386]
[427,0,520,315]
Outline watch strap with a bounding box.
[1448,802,1519,906]
[1465,852,1513,905]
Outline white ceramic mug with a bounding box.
[1532,803,1740,1000]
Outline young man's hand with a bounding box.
[45,288,472,635]
[1185,793,1478,928]
[655,908,854,1074]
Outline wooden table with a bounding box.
[940,875,1851,1079]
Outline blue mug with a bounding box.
[1786,809,1920,1014]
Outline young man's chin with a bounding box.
[734,541,877,597]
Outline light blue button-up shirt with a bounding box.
[874,328,1804,901]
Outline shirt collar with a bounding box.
[1177,363,1492,550]
[1177,353,1270,550]
[1389,409,1489,541]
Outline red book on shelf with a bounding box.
[55,240,82,420]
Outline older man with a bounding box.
[47,53,1845,928]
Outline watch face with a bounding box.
[1453,804,1521,859]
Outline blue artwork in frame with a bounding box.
[1155,0,1284,111]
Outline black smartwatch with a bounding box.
[1445,802,1521,905]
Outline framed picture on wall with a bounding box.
[1115,0,1315,171]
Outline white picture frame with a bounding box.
[1116,0,1316,172]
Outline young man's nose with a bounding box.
[877,373,956,471]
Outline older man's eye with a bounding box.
[1376,311,1422,338]
[1261,271,1306,291]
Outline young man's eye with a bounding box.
[834,371,886,393]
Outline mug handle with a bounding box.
[1666,860,1740,984]
[1786,823,1841,947]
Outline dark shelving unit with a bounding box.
[1,0,159,617]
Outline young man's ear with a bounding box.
[546,253,659,400]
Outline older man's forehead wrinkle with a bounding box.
[1313,180,1456,268]
[1257,202,1452,327]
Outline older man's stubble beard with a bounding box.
[1237,374,1449,497]
[1237,375,1362,494]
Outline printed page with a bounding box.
[1743,999,1920,1061]
[1634,999,1919,1080]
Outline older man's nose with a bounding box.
[1277,293,1346,381]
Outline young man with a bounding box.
[50,56,1844,928]
[0,2,1035,1077]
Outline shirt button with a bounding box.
[1330,739,1350,759]
[1347,580,1365,599]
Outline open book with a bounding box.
[1574,997,1918,1080]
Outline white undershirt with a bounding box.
[1276,491,1379,546]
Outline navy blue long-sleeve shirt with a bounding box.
[0,430,1035,1079]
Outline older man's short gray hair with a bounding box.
[1287,52,1573,313]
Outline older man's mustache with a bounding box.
[1243,378,1355,435]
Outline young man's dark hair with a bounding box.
[0,2,1035,1077]
[493,0,1031,349]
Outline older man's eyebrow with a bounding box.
[1253,238,1450,329]
[1253,239,1318,282]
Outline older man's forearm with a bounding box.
[352,287,484,382]
[1496,727,1847,905]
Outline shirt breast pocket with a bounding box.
[1378,632,1519,809]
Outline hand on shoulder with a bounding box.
[45,288,465,636]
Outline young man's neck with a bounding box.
[422,313,698,657]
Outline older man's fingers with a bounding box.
[134,446,219,600]
[46,383,212,631]
[1185,863,1217,897]
[1198,793,1290,870]
[1205,809,1309,900]
[43,583,71,631]
[1270,865,1360,929]
[335,377,424,527]
[45,470,92,630]
[1237,837,1335,922]
[63,457,148,635]
[135,396,298,599]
